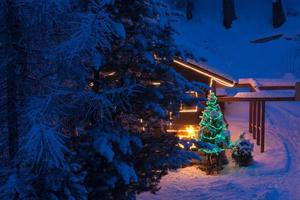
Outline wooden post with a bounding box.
[210,79,217,94]
[256,101,261,146]
[261,101,266,152]
[249,102,252,132]
[253,101,257,139]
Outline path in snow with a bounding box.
[138,102,300,200]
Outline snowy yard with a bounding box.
[138,102,300,200]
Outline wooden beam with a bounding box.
[259,85,295,90]
[218,96,295,102]
[235,83,256,92]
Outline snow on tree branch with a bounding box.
[19,123,68,173]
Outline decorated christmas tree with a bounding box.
[198,91,231,154]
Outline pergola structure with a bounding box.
[219,82,300,152]
[172,58,300,153]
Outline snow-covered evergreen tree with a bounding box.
[103,0,206,194]
[0,0,135,199]
[0,0,206,199]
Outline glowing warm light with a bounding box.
[180,91,198,113]
[209,79,214,87]
[178,143,185,149]
[189,143,197,150]
[101,71,116,77]
[168,125,199,139]
[166,129,177,133]
[179,108,198,113]
[153,53,160,61]
[185,125,197,138]
[169,112,173,120]
[173,59,235,87]
[107,72,116,76]
[89,82,94,87]
[151,82,161,86]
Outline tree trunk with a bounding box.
[223,0,237,29]
[272,0,286,28]
[5,1,23,160]
[7,62,18,160]
[186,0,193,20]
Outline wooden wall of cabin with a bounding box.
[170,61,233,139]
[169,62,212,138]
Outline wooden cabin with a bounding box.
[167,58,237,140]
[171,58,300,153]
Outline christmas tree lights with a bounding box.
[198,91,231,154]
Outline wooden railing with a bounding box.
[218,83,299,153]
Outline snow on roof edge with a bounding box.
[186,58,238,83]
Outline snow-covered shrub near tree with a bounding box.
[232,133,254,166]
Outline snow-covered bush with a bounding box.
[232,133,254,166]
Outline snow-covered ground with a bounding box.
[138,102,300,200]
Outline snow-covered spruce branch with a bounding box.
[18,123,68,173]
[23,83,141,132]
[47,2,125,66]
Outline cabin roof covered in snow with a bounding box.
[239,77,300,91]
[173,58,237,87]
[187,59,237,83]
[235,90,295,98]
